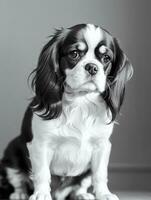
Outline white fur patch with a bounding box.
[6,168,28,200]
[99,45,107,54]
[6,168,25,188]
[30,93,113,177]
[78,42,86,51]
[84,24,104,50]
[55,186,74,200]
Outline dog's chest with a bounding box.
[32,94,112,176]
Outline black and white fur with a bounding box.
[1,24,133,200]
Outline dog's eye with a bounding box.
[68,50,80,60]
[102,54,111,64]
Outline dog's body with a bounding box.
[1,105,92,200]
[0,24,133,200]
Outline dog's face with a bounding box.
[31,24,133,120]
[60,24,114,93]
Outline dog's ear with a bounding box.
[30,29,67,120]
[102,38,133,121]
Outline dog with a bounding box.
[0,23,133,200]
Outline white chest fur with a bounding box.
[31,92,114,176]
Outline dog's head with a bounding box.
[31,24,133,121]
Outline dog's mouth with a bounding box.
[64,81,99,95]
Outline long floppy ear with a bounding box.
[30,29,66,120]
[102,38,133,121]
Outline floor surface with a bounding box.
[116,191,151,200]
[0,191,151,200]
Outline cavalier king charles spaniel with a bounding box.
[1,24,133,200]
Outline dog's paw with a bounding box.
[97,193,119,200]
[76,193,95,200]
[29,192,52,200]
[9,191,28,200]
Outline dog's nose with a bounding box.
[85,63,98,75]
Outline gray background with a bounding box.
[0,0,151,190]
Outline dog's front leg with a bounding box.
[92,141,119,200]
[27,140,53,200]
